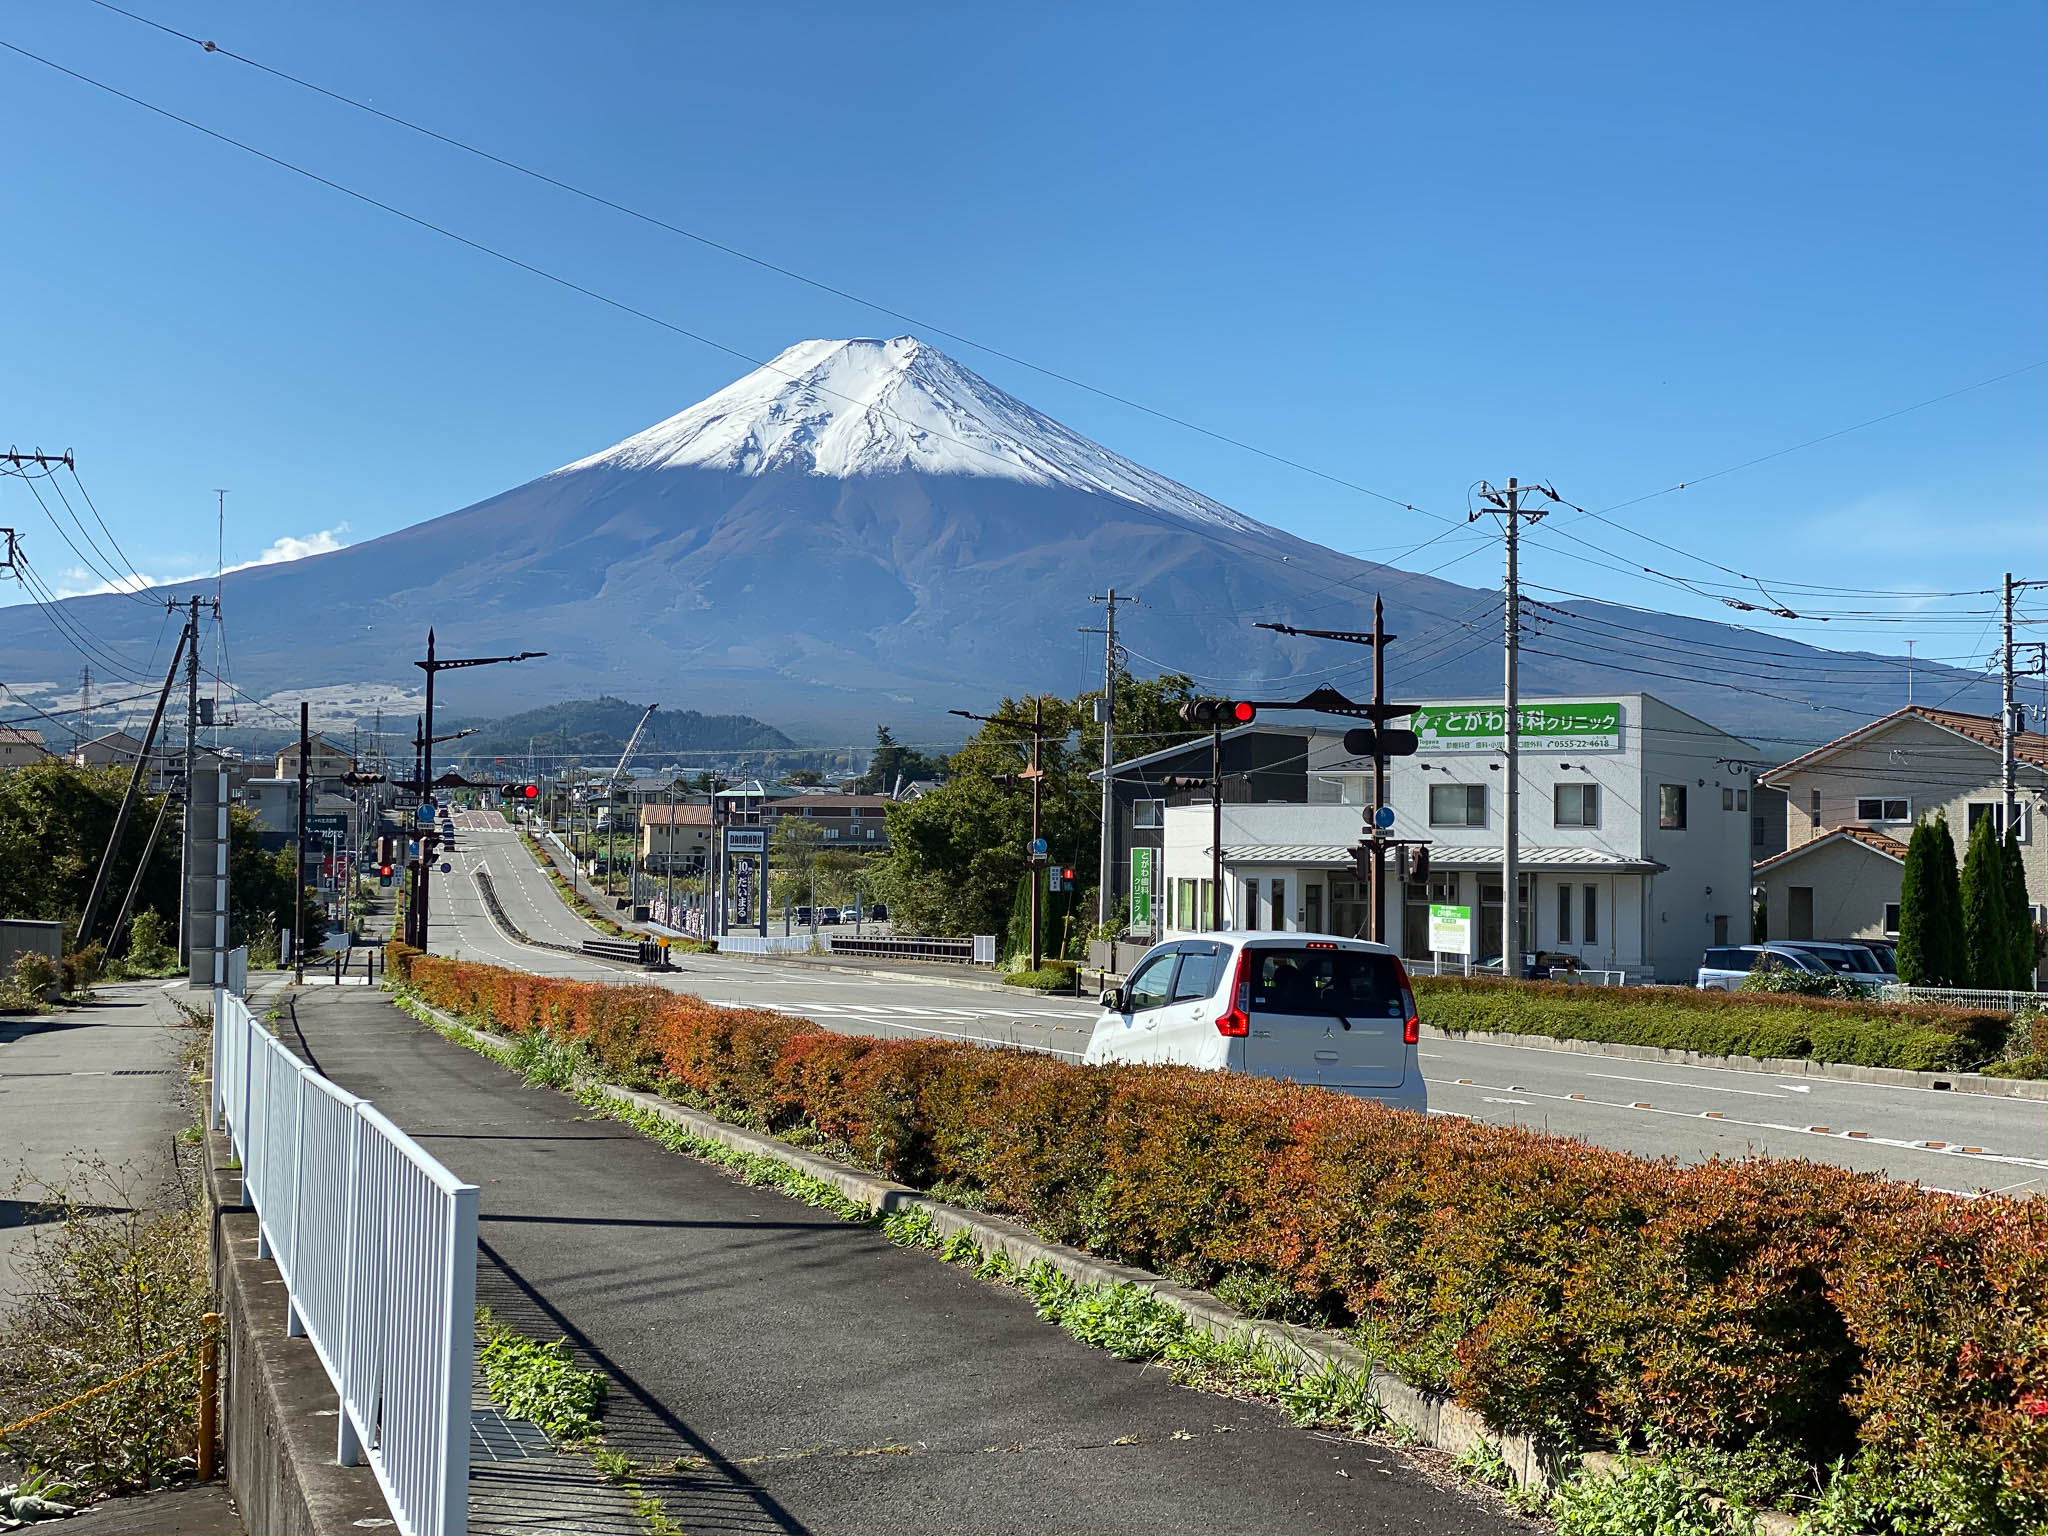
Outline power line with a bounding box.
[78,0,1453,525]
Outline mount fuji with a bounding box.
[0,337,1979,747]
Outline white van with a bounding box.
[1082,934,1426,1114]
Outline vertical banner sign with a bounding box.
[735,857,754,924]
[1129,847,1156,927]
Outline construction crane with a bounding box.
[610,703,659,786]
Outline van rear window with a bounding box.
[1247,948,1406,1019]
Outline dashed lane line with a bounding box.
[1435,1078,2048,1175]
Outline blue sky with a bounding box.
[2,1,2042,665]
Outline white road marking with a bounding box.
[1586,1071,1795,1100]
[1481,1097,1530,1106]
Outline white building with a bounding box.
[1158,693,1758,983]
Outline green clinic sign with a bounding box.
[1427,904,1472,954]
[1413,702,1622,753]
[1130,847,1156,927]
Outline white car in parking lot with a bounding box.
[1082,933,1426,1113]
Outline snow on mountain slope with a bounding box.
[555,336,1270,535]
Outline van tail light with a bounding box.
[1216,949,1252,1037]
[1394,958,1420,1045]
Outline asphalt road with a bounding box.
[284,985,1527,1536]
[0,983,195,1318]
[436,816,2046,1197]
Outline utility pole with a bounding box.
[1084,589,1136,928]
[2003,572,2017,841]
[1471,479,1556,976]
[294,701,309,983]
[177,595,204,963]
[410,628,543,954]
[1210,722,1223,931]
[78,624,188,950]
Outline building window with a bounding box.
[1808,789,1821,828]
[1583,884,1598,945]
[1174,878,1196,931]
[1737,789,1749,811]
[1968,802,2033,842]
[1556,882,1573,944]
[1429,783,1486,827]
[1751,814,1766,845]
[1658,784,1687,830]
[1884,902,1901,936]
[1270,880,1286,931]
[1133,798,1164,830]
[1722,787,1735,812]
[1856,797,1910,822]
[1243,878,1261,931]
[1553,782,1599,828]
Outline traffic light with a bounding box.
[498,782,540,800]
[1408,844,1430,883]
[1341,726,1420,759]
[1179,699,1258,728]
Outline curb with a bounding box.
[403,997,1562,1500]
[1425,1023,2048,1100]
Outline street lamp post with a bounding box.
[411,628,543,951]
[951,701,1050,971]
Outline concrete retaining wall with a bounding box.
[205,1131,392,1535]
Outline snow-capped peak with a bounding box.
[555,336,1266,534]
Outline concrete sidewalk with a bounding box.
[279,985,1527,1536]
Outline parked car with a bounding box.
[1083,934,1425,1113]
[794,905,814,926]
[1769,939,1896,983]
[1695,944,1832,990]
[867,903,888,922]
[819,906,842,925]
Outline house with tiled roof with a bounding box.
[0,724,51,770]
[1755,706,2048,964]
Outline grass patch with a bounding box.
[0,1159,210,1496]
[475,1307,606,1443]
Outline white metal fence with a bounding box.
[716,934,821,955]
[212,989,477,1536]
[1880,983,2048,1013]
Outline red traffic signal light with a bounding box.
[1179,699,1258,728]
[498,781,541,800]
[379,863,394,879]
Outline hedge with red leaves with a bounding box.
[387,945,2045,1520]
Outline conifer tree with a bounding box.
[1896,818,1937,984]
[1928,813,1966,985]
[2006,826,2038,988]
[1960,808,2011,986]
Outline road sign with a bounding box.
[310,812,349,833]
[439,861,452,874]
[416,804,435,827]
[1048,866,1063,892]
[1028,837,1048,859]
[1374,806,1396,830]
[1428,903,1472,954]
[656,935,670,949]
[724,828,766,853]
[1129,847,1155,927]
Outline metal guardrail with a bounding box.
[212,990,477,1536]
[827,935,998,966]
[226,943,248,997]
[1879,983,2048,1013]
[717,934,821,955]
[581,937,659,966]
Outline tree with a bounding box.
[1960,808,2013,986]
[2005,825,2039,987]
[856,725,945,797]
[1898,815,1964,985]
[781,769,824,787]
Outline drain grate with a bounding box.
[471,1407,554,1463]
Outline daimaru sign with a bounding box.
[1413,701,1623,753]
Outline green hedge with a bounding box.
[1412,976,2005,1073]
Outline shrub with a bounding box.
[1411,975,2001,1072]
[393,952,2044,1528]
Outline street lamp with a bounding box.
[951,703,1050,970]
[409,628,544,950]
